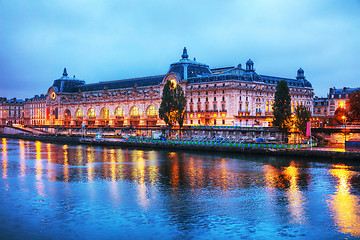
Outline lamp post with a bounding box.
[342,115,347,144]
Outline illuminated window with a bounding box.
[115,107,124,118]
[76,109,83,119]
[100,108,109,119]
[130,106,140,117]
[88,108,96,119]
[64,109,71,120]
[146,105,157,117]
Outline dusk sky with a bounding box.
[1,0,359,99]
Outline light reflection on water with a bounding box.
[327,165,360,237]
[1,138,360,239]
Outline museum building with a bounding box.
[25,48,314,127]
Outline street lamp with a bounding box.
[342,115,347,144]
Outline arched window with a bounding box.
[64,109,71,120]
[146,105,157,117]
[130,106,140,118]
[88,108,96,119]
[76,109,83,119]
[100,108,109,119]
[114,107,124,119]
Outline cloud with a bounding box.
[0,0,359,98]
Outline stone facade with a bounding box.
[13,48,314,128]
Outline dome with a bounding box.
[246,59,254,65]
[168,48,211,80]
[296,67,305,80]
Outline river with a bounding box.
[1,138,360,239]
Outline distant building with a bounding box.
[0,98,25,125]
[24,94,47,126]
[312,87,360,127]
[5,48,315,128]
[328,87,360,116]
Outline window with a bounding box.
[115,107,124,118]
[206,97,208,102]
[198,92,200,95]
[239,104,242,111]
[198,98,200,102]
[222,96,225,101]
[130,106,140,117]
[88,108,96,119]
[214,91,216,94]
[190,98,193,103]
[239,96,241,101]
[147,105,157,117]
[100,108,109,119]
[214,104,217,110]
[206,91,208,95]
[214,97,216,101]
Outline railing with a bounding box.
[127,137,317,149]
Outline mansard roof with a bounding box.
[73,75,165,92]
[52,68,86,93]
[52,49,312,93]
[329,87,360,95]
[186,66,312,88]
[168,47,212,80]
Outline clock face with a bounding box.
[51,92,56,99]
[169,78,177,90]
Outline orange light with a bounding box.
[342,116,346,120]
[190,114,193,118]
[214,113,217,118]
[197,114,200,118]
[221,113,225,118]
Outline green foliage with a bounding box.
[174,84,186,128]
[294,105,311,135]
[159,80,186,127]
[347,90,360,122]
[272,80,291,132]
[334,107,347,125]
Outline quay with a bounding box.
[1,132,359,161]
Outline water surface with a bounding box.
[1,138,360,239]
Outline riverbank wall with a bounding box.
[1,133,359,161]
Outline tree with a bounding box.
[272,80,291,141]
[334,107,347,125]
[159,80,177,127]
[294,105,311,138]
[347,89,360,122]
[174,84,186,130]
[159,80,187,133]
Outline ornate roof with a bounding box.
[168,47,211,80]
[52,68,86,93]
[73,75,165,92]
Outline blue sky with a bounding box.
[1,0,359,99]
